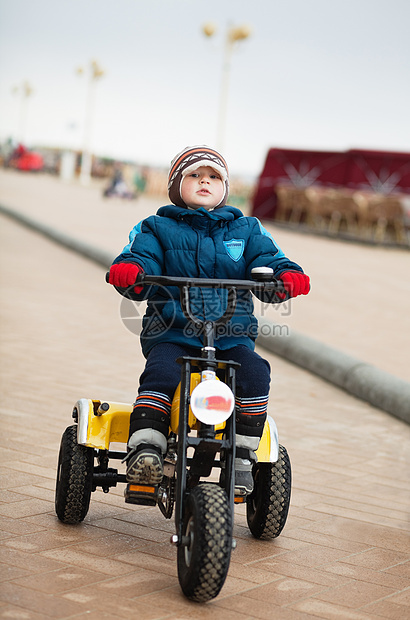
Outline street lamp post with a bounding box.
[12,80,33,144]
[203,23,251,152]
[77,60,105,185]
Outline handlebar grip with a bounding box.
[105,270,145,285]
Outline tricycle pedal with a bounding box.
[124,483,158,506]
[234,495,246,504]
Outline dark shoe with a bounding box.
[125,445,163,484]
[234,458,254,495]
[219,457,254,496]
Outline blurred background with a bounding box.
[1,0,409,171]
[1,0,410,227]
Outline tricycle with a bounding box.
[55,268,292,602]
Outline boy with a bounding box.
[109,145,310,495]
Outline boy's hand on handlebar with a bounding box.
[108,263,144,293]
[278,271,310,299]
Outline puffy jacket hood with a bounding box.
[157,204,244,223]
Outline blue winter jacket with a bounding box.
[112,204,304,357]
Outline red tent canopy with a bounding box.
[344,149,410,193]
[251,147,410,219]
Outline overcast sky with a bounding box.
[1,0,409,177]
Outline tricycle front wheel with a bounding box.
[177,483,232,602]
[55,425,94,524]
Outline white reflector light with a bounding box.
[190,380,235,425]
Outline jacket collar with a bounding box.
[157,204,243,222]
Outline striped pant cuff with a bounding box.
[134,391,172,416]
[235,394,269,416]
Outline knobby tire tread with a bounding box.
[178,483,232,602]
[247,444,291,540]
[55,424,94,524]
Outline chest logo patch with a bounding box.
[223,239,245,262]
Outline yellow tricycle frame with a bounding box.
[75,376,279,463]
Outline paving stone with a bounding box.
[0,498,53,520]
[240,577,329,605]
[135,587,255,617]
[215,592,317,618]
[282,527,371,553]
[303,516,410,553]
[385,587,410,605]
[10,487,56,503]
[65,612,124,620]
[69,532,153,558]
[312,580,398,608]
[362,599,410,619]
[254,543,359,570]
[384,560,410,578]
[79,568,176,597]
[39,548,136,576]
[300,501,410,530]
[0,582,86,617]
[0,562,33,582]
[11,566,109,595]
[61,585,173,620]
[337,547,410,571]
[0,547,64,573]
[0,517,45,537]
[0,471,42,491]
[0,605,46,619]
[113,549,178,577]
[0,490,33,505]
[290,598,377,619]
[322,561,410,590]
[249,559,353,588]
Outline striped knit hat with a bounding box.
[168,145,229,208]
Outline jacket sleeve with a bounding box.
[244,217,304,303]
[111,216,164,300]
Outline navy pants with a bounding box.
[129,343,271,441]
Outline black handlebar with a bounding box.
[105,271,285,294]
[106,270,286,335]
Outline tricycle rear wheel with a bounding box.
[177,483,232,602]
[55,425,94,524]
[246,444,291,539]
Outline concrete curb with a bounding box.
[1,203,409,425]
[257,317,410,425]
[0,203,114,268]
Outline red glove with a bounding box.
[109,262,144,293]
[278,271,310,299]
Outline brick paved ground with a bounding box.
[0,171,409,618]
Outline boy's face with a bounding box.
[181,166,225,210]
